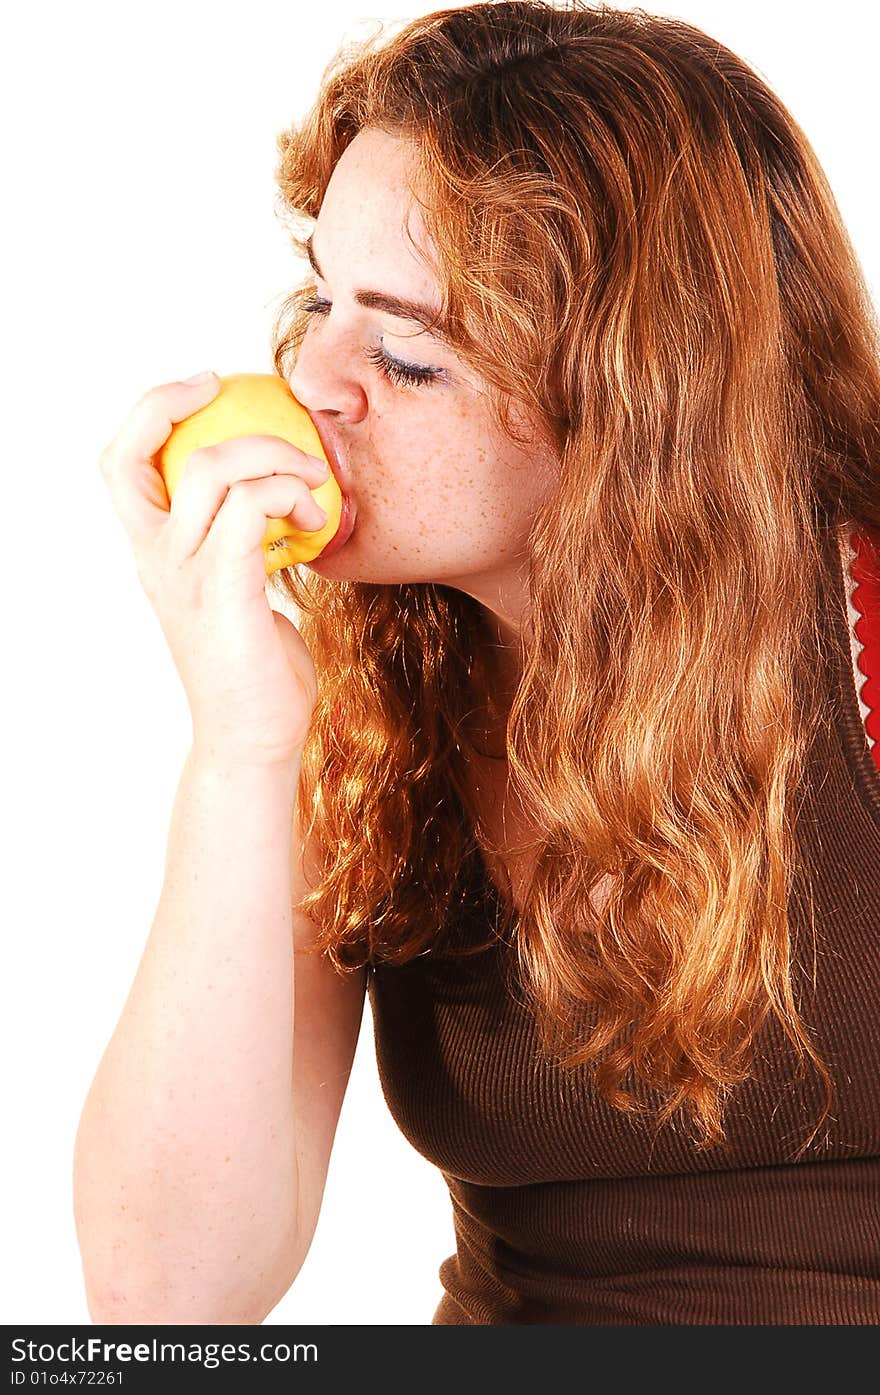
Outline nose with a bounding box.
[287,321,368,422]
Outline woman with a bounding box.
[77,1,880,1325]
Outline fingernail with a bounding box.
[309,454,331,476]
[184,370,217,386]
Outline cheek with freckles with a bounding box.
[312,391,558,581]
[345,469,521,576]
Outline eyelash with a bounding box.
[300,295,443,390]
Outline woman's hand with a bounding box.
[99,374,329,766]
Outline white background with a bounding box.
[2,0,877,1326]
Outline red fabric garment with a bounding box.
[849,524,880,771]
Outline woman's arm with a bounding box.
[72,746,365,1324]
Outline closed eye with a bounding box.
[300,294,446,391]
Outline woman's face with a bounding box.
[288,126,559,646]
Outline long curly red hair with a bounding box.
[266,2,880,1151]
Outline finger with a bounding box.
[165,435,331,561]
[98,376,222,550]
[194,474,328,573]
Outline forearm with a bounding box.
[73,747,302,1323]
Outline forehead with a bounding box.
[316,128,440,294]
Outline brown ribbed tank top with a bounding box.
[366,524,880,1325]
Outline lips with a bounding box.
[311,417,349,492]
[317,491,355,559]
[309,416,354,559]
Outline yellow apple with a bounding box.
[155,372,343,575]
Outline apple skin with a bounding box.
[155,373,343,575]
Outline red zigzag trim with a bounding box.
[850,523,880,772]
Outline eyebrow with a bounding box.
[305,233,452,345]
